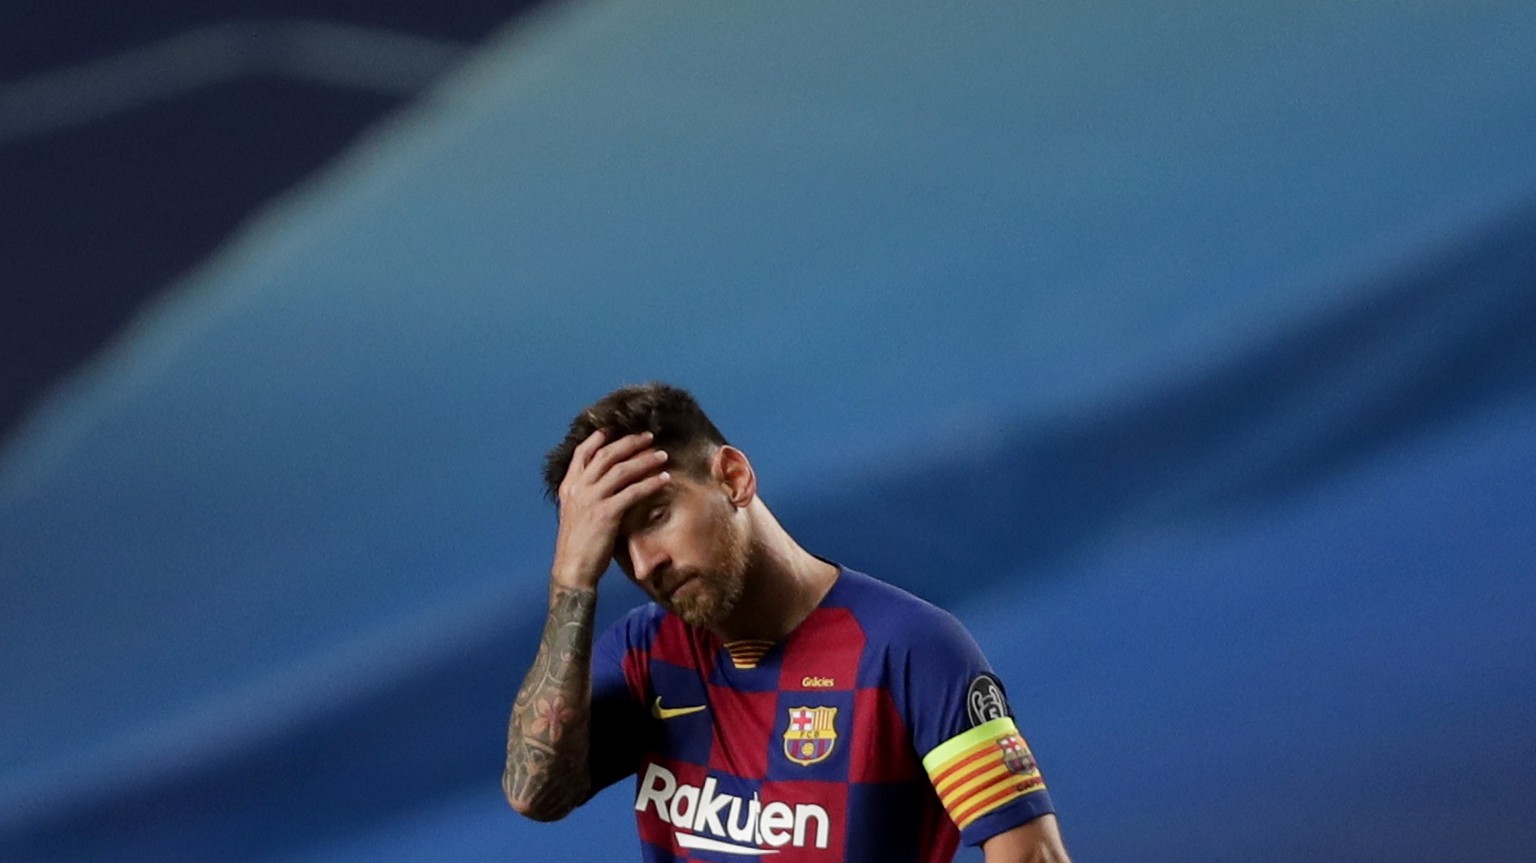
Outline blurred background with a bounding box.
[3,1,1535,861]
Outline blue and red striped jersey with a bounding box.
[587,566,1054,861]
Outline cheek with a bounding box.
[675,519,713,561]
[667,507,721,563]
[706,505,747,561]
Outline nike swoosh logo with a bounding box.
[652,696,707,720]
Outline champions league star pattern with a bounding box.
[586,568,1053,861]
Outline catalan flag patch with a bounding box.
[723,639,774,669]
[921,717,1046,830]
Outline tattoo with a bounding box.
[504,584,598,820]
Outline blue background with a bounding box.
[3,2,1535,861]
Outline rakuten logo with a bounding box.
[634,763,831,856]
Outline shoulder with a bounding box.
[832,569,1004,749]
[832,567,979,657]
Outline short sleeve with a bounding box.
[897,606,1054,846]
[585,613,650,798]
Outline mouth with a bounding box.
[660,573,697,604]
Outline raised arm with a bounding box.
[503,429,670,821]
[503,583,599,820]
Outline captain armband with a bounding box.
[920,717,1047,830]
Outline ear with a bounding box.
[712,446,757,507]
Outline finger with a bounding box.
[569,429,608,471]
[584,431,655,478]
[594,448,669,498]
[608,469,671,513]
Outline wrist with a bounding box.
[549,570,600,595]
[549,546,607,592]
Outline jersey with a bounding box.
[586,566,1054,862]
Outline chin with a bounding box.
[670,578,741,629]
[672,593,723,628]
[674,606,715,629]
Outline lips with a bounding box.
[660,568,706,601]
[661,573,698,604]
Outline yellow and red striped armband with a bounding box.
[921,717,1047,830]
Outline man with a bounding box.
[504,383,1071,862]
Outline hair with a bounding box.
[542,382,730,502]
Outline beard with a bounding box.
[666,509,751,629]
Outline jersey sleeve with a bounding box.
[585,611,651,798]
[898,605,1054,846]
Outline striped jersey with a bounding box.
[586,566,1054,861]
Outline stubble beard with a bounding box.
[668,509,750,629]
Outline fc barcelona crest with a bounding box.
[784,706,838,765]
[997,733,1037,776]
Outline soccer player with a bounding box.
[504,383,1071,862]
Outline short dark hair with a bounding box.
[542,382,730,502]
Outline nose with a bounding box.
[627,536,669,586]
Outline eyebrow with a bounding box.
[620,487,672,534]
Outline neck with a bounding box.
[711,500,838,643]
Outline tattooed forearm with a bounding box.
[503,584,598,821]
